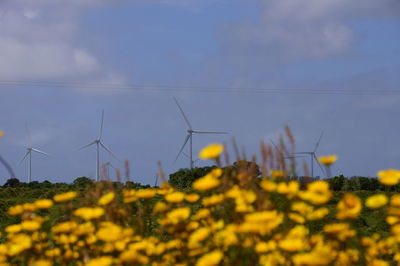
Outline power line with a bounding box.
[0,80,399,95]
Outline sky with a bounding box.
[0,0,399,184]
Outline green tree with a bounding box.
[169,166,216,190]
[3,178,21,188]
[73,177,94,189]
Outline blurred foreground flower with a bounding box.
[53,191,77,202]
[377,169,400,186]
[336,193,362,220]
[199,143,224,159]
[318,155,338,166]
[0,130,4,137]
[366,194,388,209]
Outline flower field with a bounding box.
[1,141,400,265]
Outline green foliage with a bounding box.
[3,178,21,188]
[72,176,94,189]
[168,166,216,190]
[328,174,345,191]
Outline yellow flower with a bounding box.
[45,248,61,258]
[165,192,185,203]
[123,189,137,203]
[192,175,220,192]
[86,256,113,266]
[260,179,277,192]
[21,220,41,231]
[119,250,149,264]
[202,194,225,207]
[288,213,305,224]
[7,233,32,256]
[336,193,362,220]
[300,181,332,205]
[270,170,285,178]
[97,223,123,242]
[307,207,329,220]
[34,199,53,209]
[277,181,299,197]
[318,155,338,166]
[255,242,269,253]
[98,192,115,206]
[0,130,4,137]
[196,250,223,266]
[185,193,200,203]
[29,259,52,266]
[22,203,36,212]
[377,169,400,186]
[74,222,95,236]
[279,238,307,252]
[193,208,211,220]
[153,202,169,213]
[391,194,400,207]
[53,191,77,202]
[199,144,224,160]
[239,211,284,235]
[188,227,211,249]
[74,207,105,220]
[166,207,191,224]
[52,221,78,234]
[292,245,336,265]
[136,189,157,199]
[5,224,22,234]
[7,205,24,216]
[366,194,388,209]
[386,216,399,225]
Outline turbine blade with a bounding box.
[314,131,324,153]
[293,152,312,155]
[314,153,326,176]
[0,155,16,178]
[99,141,120,161]
[31,148,50,156]
[25,123,32,148]
[174,134,190,163]
[18,151,30,165]
[174,98,192,130]
[99,110,104,140]
[270,139,281,152]
[78,141,97,150]
[286,155,307,159]
[192,130,228,134]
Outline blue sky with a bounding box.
[0,0,399,184]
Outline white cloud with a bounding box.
[0,0,117,82]
[222,0,400,60]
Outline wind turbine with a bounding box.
[293,131,326,179]
[19,126,50,183]
[79,110,118,182]
[105,162,117,179]
[174,98,228,169]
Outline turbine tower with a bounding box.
[105,162,116,180]
[294,131,326,179]
[174,98,228,169]
[79,110,118,182]
[19,126,50,183]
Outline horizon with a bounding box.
[0,0,399,184]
